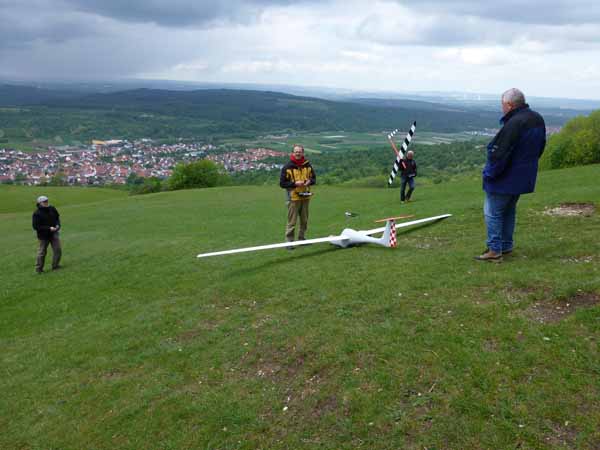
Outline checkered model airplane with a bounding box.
[196,214,451,258]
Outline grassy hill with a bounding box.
[1,165,599,449]
[0,185,127,214]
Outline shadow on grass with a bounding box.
[227,220,448,275]
[228,245,341,275]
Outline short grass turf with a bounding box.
[1,165,599,449]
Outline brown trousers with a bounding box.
[36,233,62,272]
[285,200,310,242]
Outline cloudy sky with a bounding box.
[2,0,600,99]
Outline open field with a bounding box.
[1,165,599,449]
[0,185,127,214]
[224,130,484,154]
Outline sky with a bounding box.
[2,0,600,99]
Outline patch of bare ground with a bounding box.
[238,342,357,429]
[482,338,500,352]
[502,286,543,305]
[524,291,600,324]
[560,255,595,264]
[406,236,449,250]
[543,421,579,449]
[240,342,312,383]
[544,202,596,217]
[175,319,222,342]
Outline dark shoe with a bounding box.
[484,247,513,255]
[474,250,503,262]
[36,270,44,274]
[52,265,62,270]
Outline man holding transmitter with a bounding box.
[279,145,316,247]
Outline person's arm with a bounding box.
[279,166,295,189]
[389,138,401,157]
[32,212,50,232]
[307,164,316,186]
[413,161,417,177]
[54,207,61,229]
[483,120,521,180]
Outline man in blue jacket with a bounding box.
[476,88,546,262]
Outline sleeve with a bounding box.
[308,164,316,186]
[413,161,417,177]
[54,207,61,228]
[32,212,50,232]
[483,120,521,180]
[279,166,295,189]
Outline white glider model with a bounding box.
[196,214,451,258]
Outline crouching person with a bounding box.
[32,195,62,273]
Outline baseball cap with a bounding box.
[37,195,49,203]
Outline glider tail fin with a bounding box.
[381,219,397,248]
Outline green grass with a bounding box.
[0,185,127,214]
[1,165,599,449]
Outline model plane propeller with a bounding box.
[196,213,451,258]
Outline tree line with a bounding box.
[540,110,600,169]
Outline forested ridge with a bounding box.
[0,86,509,143]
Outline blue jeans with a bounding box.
[400,176,415,201]
[484,192,520,254]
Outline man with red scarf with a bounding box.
[279,145,316,246]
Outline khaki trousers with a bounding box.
[36,233,62,272]
[285,200,310,241]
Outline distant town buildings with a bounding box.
[0,139,286,185]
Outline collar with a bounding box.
[500,103,529,125]
[290,154,306,166]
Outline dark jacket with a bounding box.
[400,159,417,178]
[32,205,61,240]
[280,159,316,201]
[483,104,546,195]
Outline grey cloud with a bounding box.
[357,6,600,51]
[0,1,102,50]
[62,0,312,27]
[0,0,317,54]
[357,16,486,46]
[392,0,600,25]
[356,13,508,47]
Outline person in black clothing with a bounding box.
[32,195,62,273]
[399,151,417,202]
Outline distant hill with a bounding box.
[47,88,503,133]
[0,84,81,105]
[0,85,579,144]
